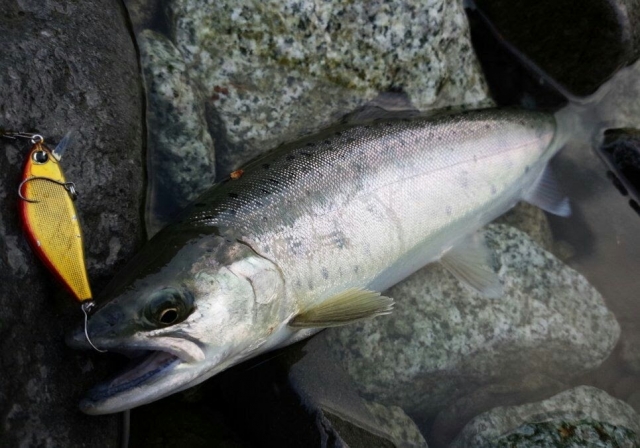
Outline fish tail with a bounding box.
[555,65,639,150]
[467,0,639,150]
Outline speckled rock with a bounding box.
[138,29,216,235]
[0,1,144,447]
[167,0,491,173]
[324,224,620,418]
[450,386,640,448]
[495,202,553,252]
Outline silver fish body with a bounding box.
[186,108,558,306]
[72,108,566,414]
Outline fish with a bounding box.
[69,106,583,414]
[17,133,93,303]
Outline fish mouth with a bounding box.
[78,335,208,415]
[80,348,183,415]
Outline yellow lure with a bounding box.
[18,137,92,302]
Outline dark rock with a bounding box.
[470,0,640,98]
[0,1,145,446]
[600,128,640,216]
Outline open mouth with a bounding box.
[82,350,181,405]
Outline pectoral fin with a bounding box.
[440,233,502,298]
[524,166,571,217]
[290,288,394,328]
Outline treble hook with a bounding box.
[81,301,107,353]
[18,176,78,203]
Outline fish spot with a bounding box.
[306,142,316,147]
[335,131,342,136]
[262,163,270,169]
[260,188,270,194]
[324,139,331,145]
[286,155,295,161]
[194,202,207,207]
[300,151,313,157]
[385,122,394,126]
[227,209,237,216]
[321,267,329,279]
[490,185,497,195]
[445,206,452,216]
[525,165,530,173]
[262,216,268,222]
[269,178,279,184]
[353,265,359,274]
[228,192,239,198]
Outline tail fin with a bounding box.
[466,0,640,149]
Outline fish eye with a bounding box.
[144,287,194,328]
[32,151,48,164]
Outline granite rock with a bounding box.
[138,29,216,235]
[167,0,491,173]
[324,224,620,418]
[0,1,144,446]
[450,386,640,447]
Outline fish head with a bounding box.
[68,227,286,414]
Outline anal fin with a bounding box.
[290,288,394,328]
[524,166,571,217]
[440,232,502,298]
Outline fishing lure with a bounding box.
[3,131,104,351]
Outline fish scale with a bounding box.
[182,108,557,306]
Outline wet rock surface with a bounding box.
[450,386,640,447]
[471,0,640,97]
[0,1,145,447]
[324,224,620,419]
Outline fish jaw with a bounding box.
[79,347,226,415]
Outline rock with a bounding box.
[494,202,553,252]
[324,224,620,419]
[0,1,144,447]
[471,0,640,97]
[166,0,492,173]
[450,386,640,447]
[429,374,567,448]
[363,401,428,448]
[138,29,216,235]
